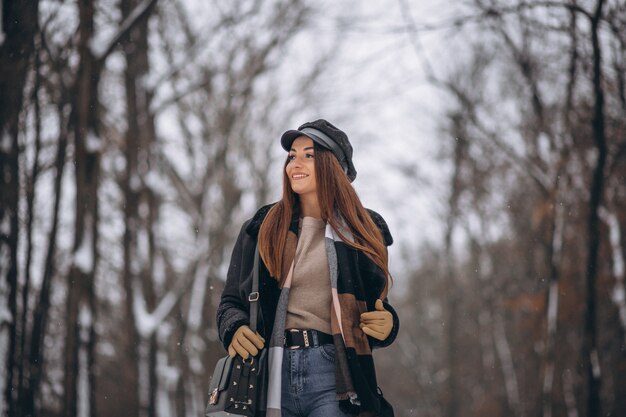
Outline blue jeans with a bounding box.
[281,344,351,417]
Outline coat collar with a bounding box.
[245,203,274,238]
[244,202,299,238]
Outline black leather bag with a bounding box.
[206,247,267,417]
[377,387,395,417]
[205,351,267,416]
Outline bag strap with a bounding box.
[248,245,260,333]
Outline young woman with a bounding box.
[216,119,399,417]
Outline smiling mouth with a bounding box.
[292,174,308,180]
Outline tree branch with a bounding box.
[91,0,158,63]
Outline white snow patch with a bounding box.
[133,276,178,338]
[157,350,179,389]
[0,249,10,416]
[130,257,142,275]
[590,349,601,378]
[187,261,211,332]
[0,301,11,326]
[543,362,554,397]
[85,130,102,152]
[77,345,90,417]
[0,244,13,326]
[547,280,559,334]
[114,153,127,172]
[1,131,11,152]
[562,369,578,417]
[206,327,219,342]
[74,215,94,274]
[188,377,202,417]
[79,304,92,342]
[537,132,552,165]
[190,355,204,374]
[0,212,10,235]
[599,207,626,341]
[138,200,149,218]
[156,321,172,343]
[0,329,7,417]
[612,286,626,338]
[133,277,156,338]
[87,36,106,61]
[552,198,565,267]
[156,349,178,417]
[77,304,93,417]
[98,341,116,357]
[130,173,142,191]
[144,170,169,194]
[153,252,166,290]
[137,228,150,265]
[602,210,625,277]
[493,315,520,412]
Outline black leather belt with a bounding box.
[284,329,334,349]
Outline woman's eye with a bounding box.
[287,153,313,160]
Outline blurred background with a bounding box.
[1,0,626,416]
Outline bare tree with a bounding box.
[392,0,626,416]
[0,2,39,416]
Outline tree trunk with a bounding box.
[0,89,19,417]
[0,2,39,416]
[120,0,142,411]
[23,114,69,417]
[443,118,466,417]
[541,182,565,417]
[63,1,101,415]
[582,1,607,417]
[17,40,42,417]
[121,0,158,413]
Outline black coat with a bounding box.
[216,203,399,352]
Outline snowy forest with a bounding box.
[1,0,626,416]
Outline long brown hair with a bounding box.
[258,143,392,298]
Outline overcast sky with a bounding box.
[272,0,466,291]
[161,0,470,295]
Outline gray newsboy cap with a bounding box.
[280,119,357,182]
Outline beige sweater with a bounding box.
[285,216,332,334]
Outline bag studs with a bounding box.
[209,388,219,405]
[249,384,253,389]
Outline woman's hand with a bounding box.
[228,325,265,359]
[359,299,393,341]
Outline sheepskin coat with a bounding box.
[216,203,399,416]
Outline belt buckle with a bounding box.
[287,329,301,350]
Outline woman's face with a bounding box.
[286,136,317,198]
